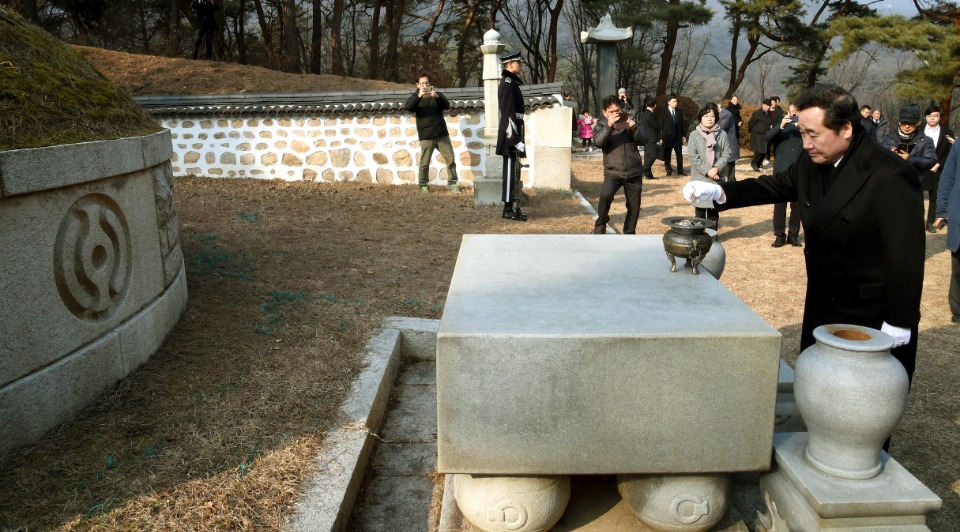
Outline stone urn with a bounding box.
[662,217,716,275]
[794,324,909,480]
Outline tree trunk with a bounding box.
[545,0,563,82]
[455,0,481,87]
[369,0,382,78]
[331,0,344,74]
[657,11,679,96]
[310,0,323,73]
[282,0,300,72]
[237,0,248,64]
[252,0,275,66]
[21,0,38,23]
[384,0,405,81]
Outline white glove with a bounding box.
[682,181,724,204]
[514,142,526,153]
[880,322,911,348]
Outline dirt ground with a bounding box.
[0,48,956,530]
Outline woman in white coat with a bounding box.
[687,104,732,235]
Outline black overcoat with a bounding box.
[719,124,924,364]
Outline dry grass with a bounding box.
[0,159,956,530]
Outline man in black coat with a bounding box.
[683,84,924,386]
[404,73,459,193]
[658,93,686,176]
[496,51,527,221]
[639,96,660,180]
[191,0,218,60]
[764,102,804,247]
[921,104,955,232]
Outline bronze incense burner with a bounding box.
[662,216,716,275]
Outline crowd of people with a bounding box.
[407,54,957,336]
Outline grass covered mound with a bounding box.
[0,8,158,151]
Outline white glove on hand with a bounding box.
[514,142,526,153]
[880,322,911,348]
[682,181,724,204]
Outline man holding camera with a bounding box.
[404,73,459,193]
[879,105,937,176]
[591,95,647,234]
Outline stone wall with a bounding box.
[157,104,570,189]
[0,131,186,454]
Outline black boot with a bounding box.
[503,205,527,221]
[772,235,786,248]
[787,235,802,247]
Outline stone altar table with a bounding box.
[436,235,781,530]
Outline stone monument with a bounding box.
[581,14,634,116]
[474,29,507,206]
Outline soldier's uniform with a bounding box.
[496,51,527,221]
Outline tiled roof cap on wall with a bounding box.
[135,82,566,117]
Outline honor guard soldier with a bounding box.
[496,50,528,221]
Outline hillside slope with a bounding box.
[73,46,409,96]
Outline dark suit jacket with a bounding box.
[658,107,685,146]
[639,108,660,146]
[923,126,954,191]
[718,124,924,352]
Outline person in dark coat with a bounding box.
[496,51,527,221]
[591,95,648,234]
[617,88,635,119]
[748,99,772,171]
[191,0,218,60]
[872,109,890,143]
[879,105,937,176]
[682,84,924,388]
[404,73,459,192]
[658,93,686,176]
[934,138,960,324]
[726,95,743,143]
[716,102,739,182]
[639,96,660,180]
[921,104,955,232]
[764,102,803,247]
[860,105,877,140]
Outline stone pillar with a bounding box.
[596,43,617,115]
[474,29,506,206]
[580,14,634,117]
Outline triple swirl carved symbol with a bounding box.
[54,194,131,321]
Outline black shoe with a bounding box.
[787,235,802,247]
[772,236,786,248]
[591,224,606,234]
[952,315,960,324]
[503,208,527,221]
[926,222,938,233]
[751,165,761,172]
[677,171,687,176]
[665,167,673,176]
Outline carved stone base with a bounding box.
[758,433,941,531]
[453,474,570,532]
[617,473,731,531]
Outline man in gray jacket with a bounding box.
[592,95,648,234]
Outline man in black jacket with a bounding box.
[683,84,924,386]
[404,73,459,193]
[639,96,660,180]
[592,95,648,234]
[496,51,527,221]
[191,0,218,60]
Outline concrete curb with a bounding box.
[287,327,402,531]
[288,317,440,531]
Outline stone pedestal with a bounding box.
[438,235,780,475]
[758,433,941,531]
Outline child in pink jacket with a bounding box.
[578,111,596,152]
